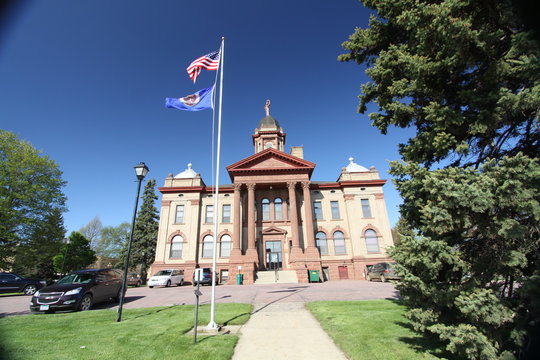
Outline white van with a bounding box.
[148,269,184,288]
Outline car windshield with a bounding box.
[57,273,94,284]
[155,270,172,276]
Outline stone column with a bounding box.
[287,181,303,260]
[230,183,242,257]
[302,181,321,263]
[301,181,316,248]
[246,183,257,259]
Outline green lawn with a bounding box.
[307,300,446,360]
[0,303,251,360]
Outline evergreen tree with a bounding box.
[341,1,539,358]
[130,179,159,283]
[12,208,66,283]
[0,130,66,269]
[53,231,96,275]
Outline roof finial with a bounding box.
[264,99,271,116]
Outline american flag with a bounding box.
[186,50,220,83]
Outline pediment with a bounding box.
[227,148,315,180]
[261,226,287,235]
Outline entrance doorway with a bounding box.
[265,241,282,270]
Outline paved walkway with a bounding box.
[232,302,347,360]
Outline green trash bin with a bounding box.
[308,270,320,283]
[236,274,243,285]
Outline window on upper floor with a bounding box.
[205,205,214,223]
[222,204,231,223]
[313,201,323,220]
[274,198,283,220]
[315,231,328,255]
[361,199,372,218]
[170,235,183,258]
[334,231,346,254]
[330,201,340,220]
[175,205,185,223]
[364,229,380,253]
[262,198,270,221]
[220,234,232,257]
[202,235,214,258]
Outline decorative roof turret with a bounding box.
[253,99,285,153]
[345,157,369,172]
[174,163,198,178]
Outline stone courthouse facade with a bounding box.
[151,106,394,284]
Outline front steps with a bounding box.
[254,270,299,284]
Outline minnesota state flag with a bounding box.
[165,85,214,111]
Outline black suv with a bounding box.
[366,262,400,282]
[192,268,218,286]
[0,272,46,295]
[30,269,124,313]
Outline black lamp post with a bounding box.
[60,237,71,277]
[117,162,149,322]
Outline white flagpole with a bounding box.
[207,37,224,330]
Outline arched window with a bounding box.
[333,231,346,255]
[274,198,283,220]
[170,235,183,258]
[262,198,270,220]
[202,235,214,258]
[364,229,380,253]
[315,231,328,255]
[220,234,232,257]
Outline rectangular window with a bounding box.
[334,239,346,255]
[330,201,340,220]
[313,201,323,220]
[316,238,328,255]
[175,205,185,223]
[170,242,183,258]
[220,240,231,257]
[222,204,231,223]
[205,205,214,223]
[361,199,372,218]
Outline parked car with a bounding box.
[148,269,184,288]
[29,269,124,313]
[127,273,142,287]
[192,268,218,286]
[0,272,46,295]
[366,262,400,282]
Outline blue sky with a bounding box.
[1,0,413,233]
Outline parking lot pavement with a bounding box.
[0,280,400,317]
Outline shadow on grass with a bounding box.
[386,299,458,360]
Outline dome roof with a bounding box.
[257,115,281,130]
[345,157,369,172]
[174,163,197,179]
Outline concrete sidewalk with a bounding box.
[232,302,347,360]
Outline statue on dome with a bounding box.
[264,99,271,116]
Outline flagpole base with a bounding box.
[206,321,219,330]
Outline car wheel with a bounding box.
[23,284,38,296]
[166,280,171,287]
[136,281,141,287]
[366,275,371,282]
[381,275,386,283]
[149,286,153,288]
[79,294,93,311]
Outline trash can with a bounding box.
[308,270,320,283]
[236,273,244,285]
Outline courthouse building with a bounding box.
[151,105,394,284]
